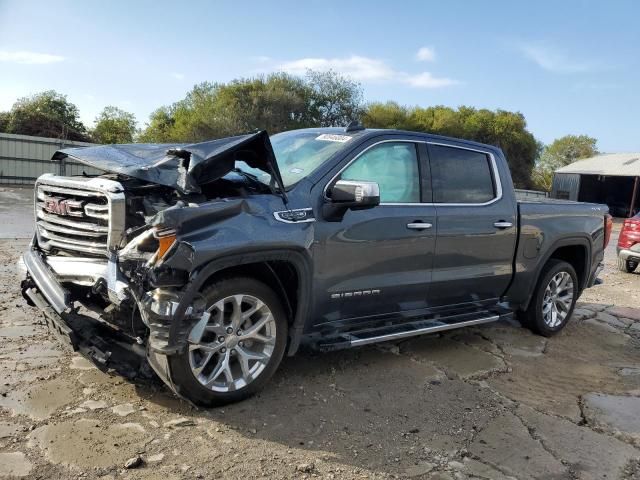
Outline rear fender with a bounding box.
[519,235,592,310]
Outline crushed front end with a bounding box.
[20,130,293,401]
[20,173,204,391]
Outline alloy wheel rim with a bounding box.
[542,271,574,328]
[188,294,276,392]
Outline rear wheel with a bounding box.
[522,259,578,337]
[617,255,638,273]
[169,277,288,406]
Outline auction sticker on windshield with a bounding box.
[316,134,352,143]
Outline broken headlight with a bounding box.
[153,227,177,265]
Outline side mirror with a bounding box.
[328,180,380,208]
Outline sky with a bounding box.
[0,0,638,152]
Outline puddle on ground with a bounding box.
[0,377,76,419]
[28,419,149,468]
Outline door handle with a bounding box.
[493,221,513,229]
[407,222,433,230]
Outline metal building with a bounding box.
[0,132,101,185]
[551,152,640,218]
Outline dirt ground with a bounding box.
[1,187,640,479]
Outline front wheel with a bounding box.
[617,255,638,273]
[521,259,578,337]
[169,277,288,407]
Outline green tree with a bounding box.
[362,101,411,129]
[542,134,598,166]
[532,135,598,191]
[169,81,236,141]
[138,71,364,143]
[306,70,363,126]
[214,73,314,135]
[2,90,90,141]
[362,103,538,188]
[0,111,9,132]
[137,106,176,143]
[531,158,555,192]
[140,75,313,142]
[92,106,137,144]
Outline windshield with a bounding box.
[235,130,353,188]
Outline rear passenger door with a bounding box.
[427,143,517,308]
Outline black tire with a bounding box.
[617,255,638,273]
[521,259,578,337]
[169,277,288,407]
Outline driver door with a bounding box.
[311,139,436,324]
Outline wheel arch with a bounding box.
[521,236,592,311]
[548,244,588,289]
[167,249,312,357]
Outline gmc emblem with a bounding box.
[42,197,84,217]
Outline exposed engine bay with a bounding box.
[21,130,288,387]
[39,171,271,337]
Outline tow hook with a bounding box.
[20,277,36,307]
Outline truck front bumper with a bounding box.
[20,240,195,397]
[21,245,72,315]
[20,242,141,367]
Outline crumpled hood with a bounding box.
[52,130,285,195]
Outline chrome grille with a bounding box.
[34,174,125,257]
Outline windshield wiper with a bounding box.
[233,167,289,206]
[232,168,264,187]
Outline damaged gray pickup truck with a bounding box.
[22,126,611,406]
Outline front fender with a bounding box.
[149,248,313,357]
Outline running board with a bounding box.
[351,315,499,347]
[317,310,505,352]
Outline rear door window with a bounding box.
[429,145,496,204]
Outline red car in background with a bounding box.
[618,213,640,273]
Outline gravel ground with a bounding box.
[1,187,639,479]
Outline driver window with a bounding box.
[340,142,420,203]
